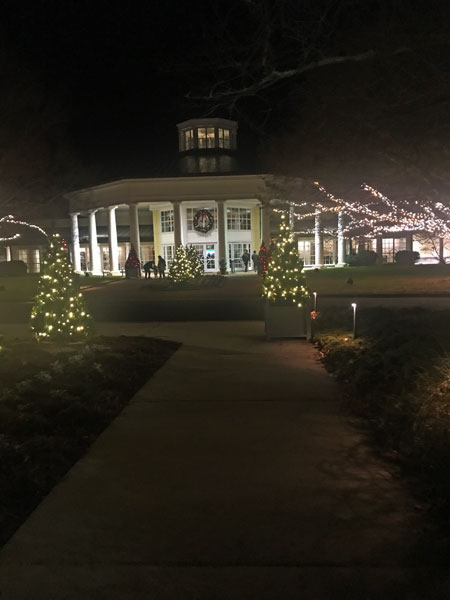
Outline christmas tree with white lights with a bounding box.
[169,245,193,284]
[31,234,93,341]
[262,213,309,306]
[187,245,204,278]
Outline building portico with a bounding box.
[66,175,269,274]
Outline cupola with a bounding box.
[176,117,238,175]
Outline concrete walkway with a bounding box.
[0,322,448,599]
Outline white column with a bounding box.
[314,212,324,268]
[5,246,11,261]
[217,200,226,264]
[108,205,119,273]
[128,203,141,261]
[172,201,182,248]
[405,233,413,252]
[70,212,81,272]
[376,237,383,263]
[88,209,101,274]
[337,211,346,266]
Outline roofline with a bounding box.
[65,173,272,198]
[176,117,238,130]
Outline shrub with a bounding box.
[0,260,27,276]
[395,250,420,265]
[345,250,378,266]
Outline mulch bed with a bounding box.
[0,335,179,547]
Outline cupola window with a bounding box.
[218,128,230,149]
[198,127,215,149]
[183,129,194,151]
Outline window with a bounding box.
[323,239,335,265]
[227,207,251,230]
[298,241,314,266]
[18,248,28,263]
[163,245,174,269]
[228,242,251,270]
[218,128,230,149]
[183,129,194,150]
[186,207,217,231]
[198,127,215,149]
[161,209,174,233]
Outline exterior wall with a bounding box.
[251,206,261,255]
[4,246,43,273]
[152,210,162,260]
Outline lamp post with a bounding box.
[313,291,317,312]
[352,302,357,339]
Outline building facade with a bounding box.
[1,117,449,273]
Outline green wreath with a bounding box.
[193,209,214,233]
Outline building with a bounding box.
[66,118,273,275]
[1,117,449,273]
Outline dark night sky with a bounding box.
[0,1,232,181]
[1,1,450,194]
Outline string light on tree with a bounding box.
[30,234,93,342]
[186,245,204,278]
[169,245,194,284]
[286,181,450,239]
[0,215,47,242]
[262,213,309,307]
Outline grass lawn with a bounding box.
[0,334,179,547]
[305,264,450,295]
[0,274,122,302]
[0,275,40,301]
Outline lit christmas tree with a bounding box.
[262,213,309,306]
[125,245,141,275]
[258,240,270,278]
[187,245,204,278]
[31,234,93,341]
[169,245,193,284]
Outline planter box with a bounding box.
[125,267,140,279]
[264,301,311,341]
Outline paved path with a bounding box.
[0,322,449,599]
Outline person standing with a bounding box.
[251,250,259,272]
[157,255,166,278]
[143,260,153,279]
[241,250,250,272]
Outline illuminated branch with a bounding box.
[283,181,450,239]
[0,215,48,243]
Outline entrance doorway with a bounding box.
[228,242,251,270]
[191,243,216,272]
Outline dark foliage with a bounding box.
[395,250,420,265]
[345,250,378,267]
[0,335,179,547]
[0,260,27,276]
[317,307,450,526]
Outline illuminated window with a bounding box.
[183,129,194,150]
[218,128,230,149]
[228,242,251,269]
[298,241,315,266]
[186,207,217,231]
[163,245,174,268]
[198,127,215,149]
[161,209,174,233]
[227,207,251,230]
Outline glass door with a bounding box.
[205,244,216,271]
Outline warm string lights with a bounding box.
[30,234,93,342]
[262,213,309,307]
[168,244,204,283]
[258,241,271,278]
[284,181,450,239]
[125,245,141,269]
[0,214,47,242]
